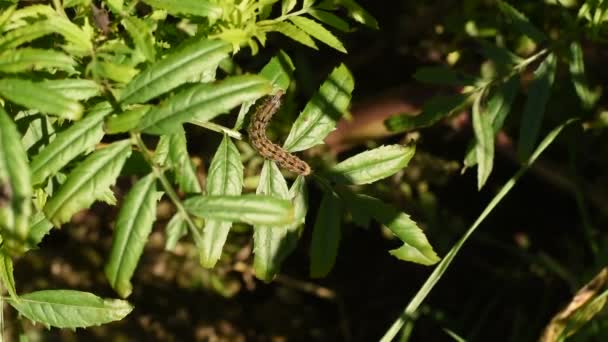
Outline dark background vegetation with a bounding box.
[12,1,608,341]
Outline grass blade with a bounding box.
[380,119,577,342]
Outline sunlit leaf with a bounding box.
[38,79,101,101]
[104,105,150,134]
[26,211,53,251]
[30,103,113,185]
[167,128,202,193]
[343,192,440,265]
[0,250,18,301]
[141,0,222,20]
[253,160,293,282]
[464,75,518,170]
[0,48,76,73]
[119,38,231,105]
[138,75,271,134]
[184,194,293,226]
[283,64,354,152]
[0,78,83,120]
[310,191,342,278]
[330,144,415,185]
[271,21,318,50]
[105,173,158,298]
[290,16,346,53]
[164,213,186,251]
[309,9,351,32]
[200,134,243,268]
[44,140,132,226]
[121,15,156,62]
[472,94,494,190]
[8,290,133,328]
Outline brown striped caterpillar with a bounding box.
[248,91,311,176]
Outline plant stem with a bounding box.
[379,119,577,342]
[131,133,204,247]
[188,120,243,139]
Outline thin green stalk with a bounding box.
[380,120,577,342]
[131,134,204,247]
[188,120,243,140]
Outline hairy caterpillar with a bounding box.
[248,91,311,176]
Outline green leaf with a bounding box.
[164,213,186,251]
[44,140,132,226]
[290,16,346,53]
[281,0,297,15]
[0,106,32,254]
[38,79,101,101]
[271,21,318,50]
[140,0,222,20]
[105,173,157,298]
[288,175,308,231]
[308,9,351,32]
[283,64,354,152]
[138,75,271,135]
[0,20,56,50]
[259,50,295,92]
[167,129,202,193]
[497,1,546,43]
[489,75,519,132]
[310,191,342,278]
[26,211,53,250]
[517,53,556,160]
[121,15,156,62]
[199,134,243,268]
[472,94,494,190]
[414,66,478,86]
[0,250,18,301]
[8,290,133,328]
[104,105,150,134]
[119,38,231,105]
[343,193,440,265]
[0,48,76,73]
[464,75,518,170]
[569,42,600,110]
[184,194,293,226]
[0,78,83,120]
[30,103,113,186]
[385,93,470,132]
[253,160,294,282]
[90,60,138,84]
[330,144,415,185]
[233,51,294,131]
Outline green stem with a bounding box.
[257,8,309,26]
[379,119,577,342]
[131,134,204,247]
[188,120,243,140]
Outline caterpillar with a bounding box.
[248,91,311,176]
